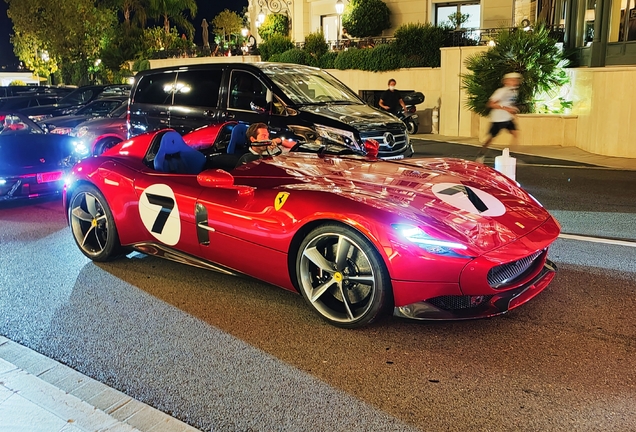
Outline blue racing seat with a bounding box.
[226,123,249,154]
[153,130,206,174]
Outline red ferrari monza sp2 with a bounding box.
[63,123,560,328]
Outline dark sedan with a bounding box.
[20,84,130,122]
[39,97,127,135]
[0,112,79,201]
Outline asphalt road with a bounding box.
[1,146,635,431]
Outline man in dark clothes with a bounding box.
[379,78,406,115]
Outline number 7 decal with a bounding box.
[139,184,181,245]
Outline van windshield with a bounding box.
[262,66,363,106]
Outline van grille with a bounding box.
[360,128,409,157]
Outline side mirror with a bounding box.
[197,169,235,188]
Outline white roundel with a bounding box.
[432,182,506,217]
[138,184,181,246]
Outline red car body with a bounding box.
[63,123,560,328]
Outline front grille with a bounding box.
[428,295,493,310]
[360,128,409,156]
[487,250,544,288]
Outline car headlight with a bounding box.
[50,127,73,135]
[71,126,89,138]
[314,124,363,152]
[392,223,471,257]
[30,114,53,122]
[72,140,90,157]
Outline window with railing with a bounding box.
[609,0,636,42]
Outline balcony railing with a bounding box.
[294,25,566,51]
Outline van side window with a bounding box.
[229,71,267,111]
[173,70,222,107]
[133,74,176,105]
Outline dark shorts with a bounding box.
[489,120,517,137]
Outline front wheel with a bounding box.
[94,137,122,156]
[405,119,418,135]
[295,224,391,328]
[68,184,121,261]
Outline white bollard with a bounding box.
[494,148,516,180]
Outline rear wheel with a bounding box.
[295,224,391,328]
[405,119,418,135]
[69,184,121,261]
[94,137,122,156]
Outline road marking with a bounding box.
[559,233,636,248]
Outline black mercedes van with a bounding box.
[127,63,413,159]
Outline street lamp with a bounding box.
[335,0,344,49]
[258,9,266,24]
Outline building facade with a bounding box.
[248,0,636,66]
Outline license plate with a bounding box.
[37,171,63,183]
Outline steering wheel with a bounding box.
[250,140,282,156]
[316,95,331,102]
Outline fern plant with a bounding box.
[462,24,569,116]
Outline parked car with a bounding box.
[0,85,74,98]
[63,122,560,328]
[21,84,130,122]
[0,112,79,201]
[128,63,413,160]
[39,97,127,135]
[69,103,128,157]
[0,95,63,111]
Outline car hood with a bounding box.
[20,103,79,117]
[0,134,75,174]
[41,115,93,129]
[297,103,404,132]
[236,154,555,255]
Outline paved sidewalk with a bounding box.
[0,336,199,432]
[415,133,635,170]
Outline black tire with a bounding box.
[406,119,418,135]
[295,224,391,328]
[94,137,122,156]
[68,184,121,262]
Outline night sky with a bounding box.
[0,0,248,71]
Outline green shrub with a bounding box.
[277,48,311,65]
[258,14,289,42]
[462,24,570,115]
[258,35,294,61]
[132,59,151,72]
[318,51,338,69]
[333,45,401,71]
[341,0,391,37]
[366,43,402,71]
[303,31,329,66]
[394,23,450,67]
[334,47,370,70]
[8,80,27,86]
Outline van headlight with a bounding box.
[314,125,363,152]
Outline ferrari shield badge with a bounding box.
[274,192,290,211]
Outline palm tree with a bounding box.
[148,0,197,38]
[121,0,148,28]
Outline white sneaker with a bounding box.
[475,156,485,164]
